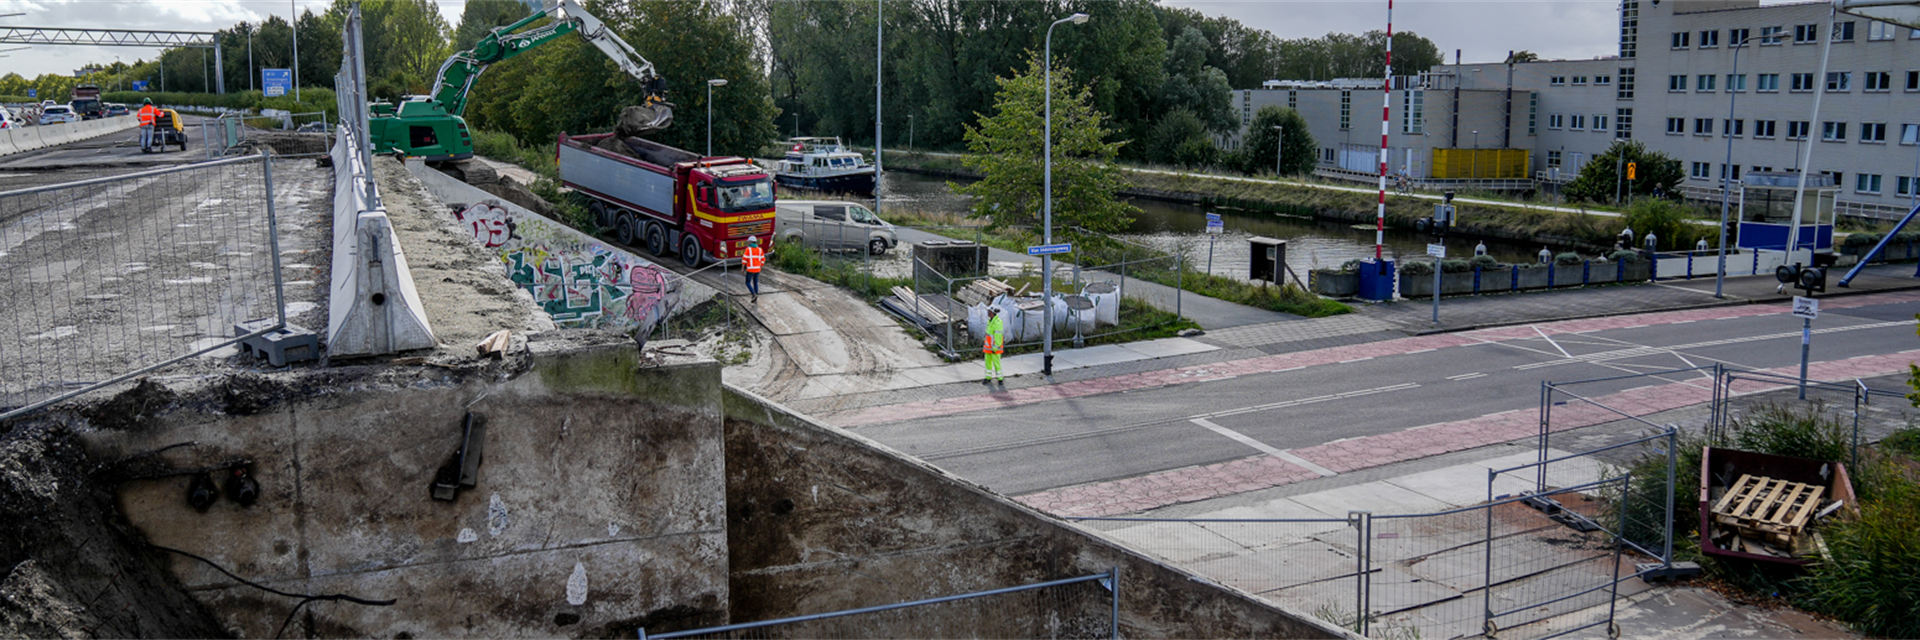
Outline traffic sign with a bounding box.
[1791,296,1819,319]
[1205,213,1223,234]
[262,68,292,97]
[1427,243,1447,258]
[26,89,34,98]
[131,81,148,91]
[1627,162,1637,180]
[1026,243,1072,256]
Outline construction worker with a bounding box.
[136,98,159,152]
[982,307,1005,385]
[741,236,765,302]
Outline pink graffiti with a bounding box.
[455,202,513,248]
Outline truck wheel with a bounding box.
[869,238,888,256]
[616,214,638,246]
[645,223,667,257]
[588,201,607,229]
[681,235,704,268]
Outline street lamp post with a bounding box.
[247,27,254,92]
[290,0,299,101]
[706,79,727,156]
[1041,12,1089,377]
[1715,36,1750,299]
[908,114,914,150]
[1273,125,1284,175]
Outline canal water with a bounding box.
[867,171,1547,278]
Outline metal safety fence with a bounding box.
[1711,366,1908,469]
[639,569,1119,639]
[0,154,286,419]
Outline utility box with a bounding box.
[1249,237,1286,285]
[1357,259,1397,301]
[912,240,987,282]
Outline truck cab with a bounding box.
[678,163,776,264]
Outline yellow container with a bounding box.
[1431,148,1529,179]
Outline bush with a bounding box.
[1439,259,1473,273]
[1732,404,1852,464]
[1555,252,1584,266]
[1467,254,1498,269]
[1796,470,1920,638]
[1399,260,1433,276]
[1876,427,1920,460]
[1610,250,1644,263]
[1840,232,1883,251]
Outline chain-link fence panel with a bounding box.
[0,154,286,418]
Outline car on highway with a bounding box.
[105,103,130,117]
[0,108,18,130]
[39,105,77,125]
[40,100,56,108]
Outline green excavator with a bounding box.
[367,0,673,167]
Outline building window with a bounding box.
[1667,117,1686,135]
[1865,71,1891,91]
[1788,120,1811,139]
[1822,121,1848,141]
[1339,90,1352,131]
[1760,25,1785,45]
[1862,122,1887,143]
[1549,113,1565,129]
[1755,120,1777,138]
[1596,75,1612,85]
[1721,164,1742,181]
[1700,29,1720,48]
[1730,28,1751,46]
[1670,75,1688,92]
[1695,118,1715,135]
[1755,73,1779,92]
[1833,21,1855,42]
[1909,70,1920,91]
[1795,24,1819,43]
[1791,72,1815,92]
[1903,123,1920,145]
[1402,90,1425,134]
[1724,119,1744,137]
[1691,162,1712,179]
[1856,173,1881,194]
[1826,71,1851,91]
[1550,75,1567,86]
[1727,74,1747,92]
[1900,176,1918,197]
[1869,21,1897,41]
[1672,31,1690,48]
[1548,150,1562,167]
[1697,74,1717,91]
[1617,107,1633,140]
[1594,114,1610,131]
[1573,75,1588,85]
[1288,90,1298,110]
[1620,0,1639,59]
[1570,114,1587,130]
[1528,94,1538,135]
[1322,147,1336,163]
[1822,170,1846,186]
[1618,68,1636,99]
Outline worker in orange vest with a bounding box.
[982,306,1005,385]
[741,236,766,302]
[136,98,160,152]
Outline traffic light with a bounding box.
[1776,263,1827,295]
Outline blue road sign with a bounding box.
[27,89,35,98]
[131,81,148,91]
[1026,243,1073,256]
[1205,213,1222,222]
[262,68,292,97]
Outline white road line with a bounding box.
[1194,383,1419,420]
[1447,372,1488,381]
[1189,417,1339,477]
[1339,357,1375,363]
[1533,324,1574,358]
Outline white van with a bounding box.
[774,200,899,255]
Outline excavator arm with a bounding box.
[428,0,672,131]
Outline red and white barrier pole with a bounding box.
[1375,0,1394,264]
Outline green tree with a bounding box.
[1565,140,1683,204]
[955,54,1134,234]
[1147,108,1216,168]
[452,0,535,51]
[1160,26,1234,132]
[1507,50,1540,63]
[1239,105,1315,176]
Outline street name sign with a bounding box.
[1026,243,1072,256]
[1792,296,1819,319]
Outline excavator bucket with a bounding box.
[616,104,674,138]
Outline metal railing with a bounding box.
[639,569,1119,639]
[0,154,286,419]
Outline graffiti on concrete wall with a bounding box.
[454,202,675,332]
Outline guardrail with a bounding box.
[324,2,436,357]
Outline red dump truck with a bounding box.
[557,132,775,268]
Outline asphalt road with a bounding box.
[852,293,1918,497]
[0,114,216,182]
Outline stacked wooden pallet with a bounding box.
[1711,474,1826,553]
[889,287,949,325]
[952,278,1015,307]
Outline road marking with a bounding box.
[1532,324,1573,358]
[1189,417,1338,477]
[1511,318,1915,371]
[1339,357,1375,363]
[1193,383,1420,421]
[1446,372,1487,381]
[1407,348,1436,354]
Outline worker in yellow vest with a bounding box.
[982,306,1005,385]
[742,236,766,303]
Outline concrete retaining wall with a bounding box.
[0,117,139,156]
[327,127,437,355]
[404,160,682,335]
[721,386,1350,639]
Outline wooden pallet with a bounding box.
[952,277,1014,307]
[889,287,950,325]
[1710,474,1825,546]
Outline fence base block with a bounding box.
[1635,561,1703,583]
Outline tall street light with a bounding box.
[1041,11,1088,377]
[290,0,300,101]
[1273,125,1284,175]
[1715,36,1750,299]
[247,25,254,92]
[706,78,727,156]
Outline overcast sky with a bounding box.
[4,1,1649,81]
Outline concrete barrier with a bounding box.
[326,126,437,356]
[0,116,138,156]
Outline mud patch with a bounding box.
[222,373,291,416]
[84,377,177,431]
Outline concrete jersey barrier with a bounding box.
[327,127,437,356]
[0,116,138,156]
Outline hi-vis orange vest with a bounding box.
[742,245,765,273]
[982,332,1001,355]
[137,104,159,126]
